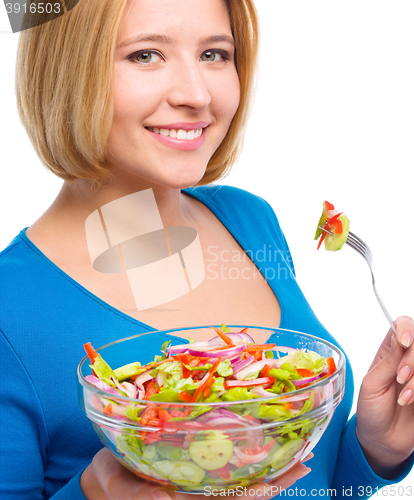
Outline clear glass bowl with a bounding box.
[77,326,345,494]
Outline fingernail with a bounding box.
[297,467,311,479]
[398,389,413,406]
[153,490,173,500]
[401,332,412,348]
[397,366,411,384]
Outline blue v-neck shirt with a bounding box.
[0,185,412,499]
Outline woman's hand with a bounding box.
[80,448,312,500]
[356,315,414,478]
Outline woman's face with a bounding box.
[106,0,240,189]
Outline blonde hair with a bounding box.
[15,0,259,186]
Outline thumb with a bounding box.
[364,334,404,393]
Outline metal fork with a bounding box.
[319,227,396,333]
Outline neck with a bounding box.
[53,174,197,230]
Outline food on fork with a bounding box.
[314,201,350,251]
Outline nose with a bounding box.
[166,59,212,111]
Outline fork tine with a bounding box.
[347,232,373,261]
[346,233,366,254]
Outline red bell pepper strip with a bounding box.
[224,377,275,389]
[241,437,277,457]
[103,403,112,416]
[83,342,100,376]
[260,364,271,378]
[213,328,234,346]
[192,356,221,402]
[296,368,315,377]
[326,357,336,376]
[217,463,231,480]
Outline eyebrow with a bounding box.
[117,33,235,49]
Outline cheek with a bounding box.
[217,71,241,122]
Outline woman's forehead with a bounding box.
[120,0,232,41]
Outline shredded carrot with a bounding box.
[213,327,234,345]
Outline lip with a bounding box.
[148,122,209,131]
[146,123,208,151]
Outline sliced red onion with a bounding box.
[230,355,242,366]
[233,356,255,374]
[291,365,329,387]
[168,341,211,355]
[250,385,276,398]
[85,375,120,396]
[109,376,136,398]
[198,416,246,427]
[233,446,269,464]
[207,333,244,345]
[134,370,153,399]
[198,408,255,426]
[189,343,246,359]
[236,358,281,381]
[278,392,310,403]
[237,332,256,344]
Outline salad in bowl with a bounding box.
[77,325,345,493]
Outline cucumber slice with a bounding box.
[152,460,205,486]
[270,438,305,470]
[235,463,270,480]
[189,439,233,471]
[113,362,142,381]
[324,215,350,251]
[314,202,328,240]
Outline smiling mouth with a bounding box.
[146,127,204,140]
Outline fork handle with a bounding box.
[372,282,396,334]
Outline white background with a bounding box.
[1,0,413,493]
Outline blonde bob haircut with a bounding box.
[16,0,259,186]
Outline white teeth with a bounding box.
[148,127,203,140]
[176,129,187,140]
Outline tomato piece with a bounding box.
[144,381,157,400]
[140,407,158,425]
[217,463,231,480]
[296,368,315,377]
[103,403,112,416]
[325,201,335,212]
[326,357,336,376]
[178,391,193,403]
[260,364,271,377]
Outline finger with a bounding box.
[395,316,414,349]
[363,333,405,394]
[301,452,314,463]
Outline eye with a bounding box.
[128,50,163,65]
[200,50,229,63]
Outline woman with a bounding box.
[1,0,413,499]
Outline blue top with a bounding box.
[0,185,412,499]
